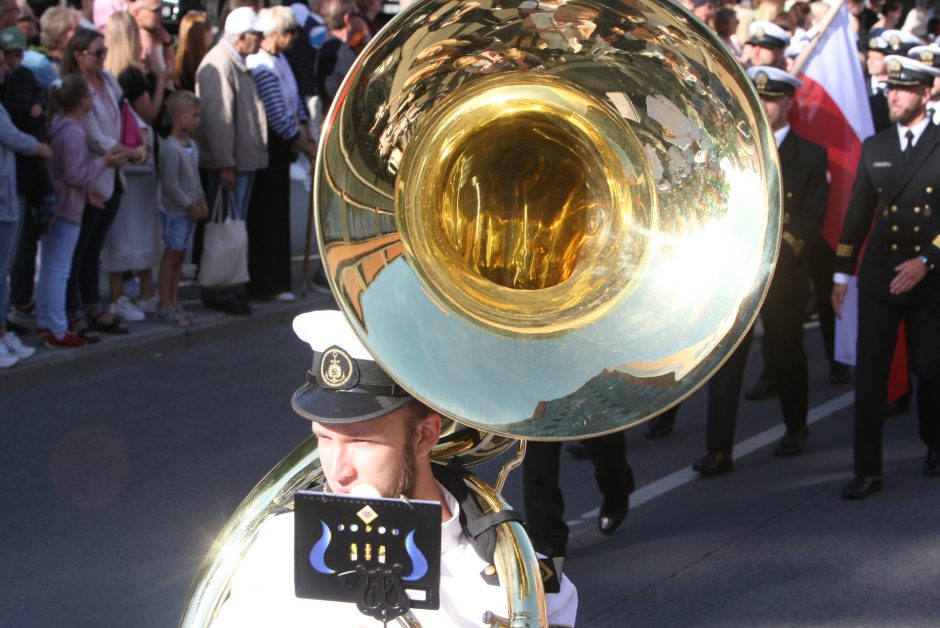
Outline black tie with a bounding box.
[904,130,915,161]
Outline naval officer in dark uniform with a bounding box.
[682,67,829,474]
[832,55,940,500]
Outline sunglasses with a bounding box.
[83,47,108,59]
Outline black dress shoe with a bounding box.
[644,417,674,439]
[598,495,629,535]
[842,476,882,499]
[692,451,733,476]
[828,361,850,385]
[924,448,940,478]
[744,378,778,401]
[773,427,808,457]
[565,442,589,459]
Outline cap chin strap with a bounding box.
[305,369,410,397]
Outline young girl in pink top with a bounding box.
[41,75,125,348]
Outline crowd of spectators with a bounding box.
[0,0,370,367]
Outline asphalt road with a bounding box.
[3,315,939,627]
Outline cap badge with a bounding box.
[321,346,356,389]
[887,59,902,75]
[754,71,769,89]
[755,27,765,39]
[920,51,935,65]
[869,38,878,49]
[889,35,901,49]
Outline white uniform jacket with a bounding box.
[211,484,578,627]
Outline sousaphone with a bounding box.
[180,0,781,625]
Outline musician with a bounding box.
[691,67,828,474]
[832,56,940,500]
[909,44,940,126]
[210,310,578,627]
[743,21,789,70]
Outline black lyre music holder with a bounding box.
[294,490,441,625]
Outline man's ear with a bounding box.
[414,412,442,458]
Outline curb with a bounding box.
[1,292,334,393]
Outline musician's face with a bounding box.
[887,84,930,126]
[313,405,433,498]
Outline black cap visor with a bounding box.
[292,381,413,424]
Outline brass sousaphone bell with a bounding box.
[180,0,781,625]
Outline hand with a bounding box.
[199,197,209,218]
[831,283,847,320]
[35,142,52,159]
[86,189,106,208]
[219,167,236,191]
[890,258,928,295]
[29,103,42,118]
[103,146,128,167]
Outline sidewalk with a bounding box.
[1,264,334,393]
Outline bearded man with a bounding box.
[832,55,940,499]
[211,310,578,627]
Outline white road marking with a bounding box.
[568,391,855,525]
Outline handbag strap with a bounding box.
[209,188,238,224]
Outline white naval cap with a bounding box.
[879,29,923,53]
[909,44,940,70]
[747,65,803,96]
[884,54,940,87]
[785,28,815,59]
[291,311,414,424]
[747,21,791,49]
[224,7,259,36]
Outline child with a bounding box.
[41,75,126,349]
[157,90,207,327]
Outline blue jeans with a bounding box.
[0,197,25,330]
[37,219,82,336]
[200,170,255,302]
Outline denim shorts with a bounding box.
[162,212,194,252]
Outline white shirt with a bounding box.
[210,484,578,627]
[774,124,790,148]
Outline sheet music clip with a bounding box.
[294,490,441,624]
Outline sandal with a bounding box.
[69,316,102,344]
[176,306,199,326]
[154,306,191,328]
[87,309,129,335]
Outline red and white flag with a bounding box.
[788,3,907,398]
[789,3,874,249]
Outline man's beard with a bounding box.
[889,101,924,126]
[384,438,418,498]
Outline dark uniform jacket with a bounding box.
[769,129,829,301]
[835,121,940,304]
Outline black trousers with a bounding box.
[66,184,122,313]
[705,330,754,453]
[523,433,634,556]
[247,133,293,298]
[808,236,837,363]
[9,207,40,306]
[853,290,940,477]
[759,296,809,431]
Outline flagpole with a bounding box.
[790,0,850,76]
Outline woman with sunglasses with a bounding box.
[59,28,145,342]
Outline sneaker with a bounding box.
[44,331,87,350]
[275,291,297,302]
[110,296,145,322]
[0,342,18,368]
[136,294,159,314]
[2,331,35,359]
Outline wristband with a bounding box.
[918,255,931,269]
